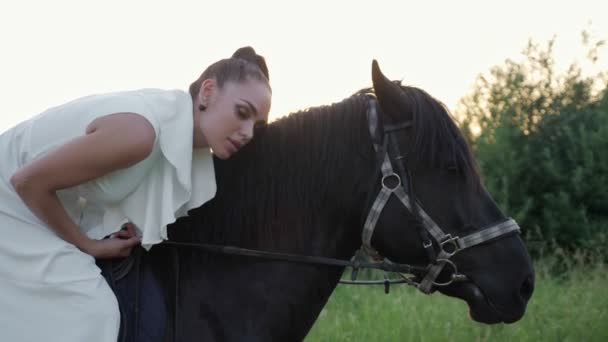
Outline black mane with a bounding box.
[170,94,374,251]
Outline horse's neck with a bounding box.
[175,99,374,340]
[175,219,361,341]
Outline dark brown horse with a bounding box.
[131,61,535,341]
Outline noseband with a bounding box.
[360,96,520,293]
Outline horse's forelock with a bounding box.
[403,86,482,190]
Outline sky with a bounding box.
[1,0,606,133]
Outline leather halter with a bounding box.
[361,96,520,293]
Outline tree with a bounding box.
[458,34,608,257]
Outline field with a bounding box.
[305,255,608,341]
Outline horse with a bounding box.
[115,60,534,341]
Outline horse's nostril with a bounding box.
[520,274,534,302]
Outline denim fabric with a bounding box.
[98,253,167,342]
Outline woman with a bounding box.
[0,47,271,341]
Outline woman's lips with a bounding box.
[227,138,241,153]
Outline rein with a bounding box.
[160,240,423,274]
[160,240,427,293]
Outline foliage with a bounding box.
[457,33,608,256]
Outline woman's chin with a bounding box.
[210,148,231,160]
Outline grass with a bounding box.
[305,254,608,342]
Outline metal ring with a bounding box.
[381,173,401,191]
[440,235,460,257]
[431,259,459,287]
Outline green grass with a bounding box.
[305,255,608,342]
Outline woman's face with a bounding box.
[197,79,271,159]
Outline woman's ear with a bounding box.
[199,78,217,107]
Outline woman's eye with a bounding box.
[236,106,250,119]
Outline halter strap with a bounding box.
[361,97,520,294]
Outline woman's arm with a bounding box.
[10,112,156,258]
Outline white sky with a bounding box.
[1,0,606,133]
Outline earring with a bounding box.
[199,96,208,111]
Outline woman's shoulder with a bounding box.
[82,88,192,132]
[54,88,190,113]
[119,89,192,126]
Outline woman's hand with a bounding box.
[110,222,138,240]
[82,223,141,259]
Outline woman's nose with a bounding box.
[240,120,255,140]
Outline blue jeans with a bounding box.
[98,250,167,342]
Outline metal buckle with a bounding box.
[439,234,460,257]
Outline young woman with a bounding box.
[0,47,271,341]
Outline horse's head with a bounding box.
[364,61,534,324]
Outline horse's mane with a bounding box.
[173,94,373,250]
[171,84,481,250]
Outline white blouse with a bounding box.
[1,88,216,250]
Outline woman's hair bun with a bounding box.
[232,46,269,80]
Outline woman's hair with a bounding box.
[189,46,271,100]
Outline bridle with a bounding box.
[160,96,521,295]
[360,96,520,293]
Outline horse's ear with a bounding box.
[371,60,407,122]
